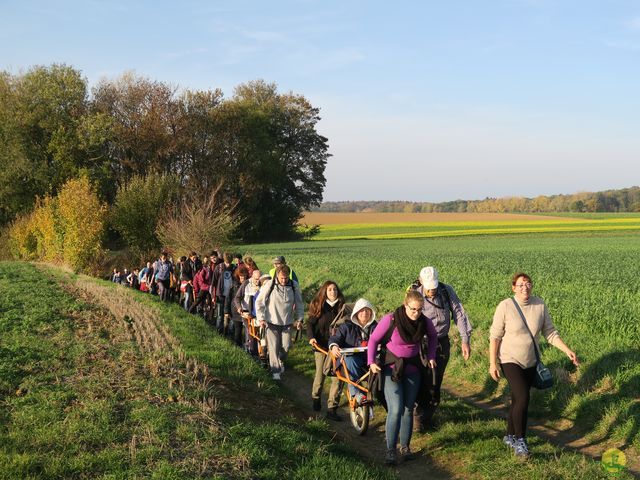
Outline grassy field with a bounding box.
[241,231,640,473]
[1,255,637,478]
[2,211,639,478]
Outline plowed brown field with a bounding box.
[301,212,570,224]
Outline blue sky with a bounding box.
[2,0,639,202]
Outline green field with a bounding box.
[311,216,640,240]
[243,231,640,466]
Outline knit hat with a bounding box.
[351,298,376,322]
[419,266,439,290]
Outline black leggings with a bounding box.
[501,363,536,439]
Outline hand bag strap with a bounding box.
[510,298,541,363]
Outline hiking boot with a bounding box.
[513,437,530,459]
[312,397,321,411]
[424,417,439,432]
[272,373,281,381]
[399,445,415,462]
[326,408,342,422]
[503,434,516,448]
[384,448,397,465]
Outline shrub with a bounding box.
[31,195,63,262]
[156,182,238,256]
[7,213,38,260]
[56,175,107,272]
[111,174,181,257]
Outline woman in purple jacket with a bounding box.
[368,290,437,465]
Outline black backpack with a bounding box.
[265,277,296,302]
[409,279,454,321]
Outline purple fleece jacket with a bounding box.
[367,312,438,374]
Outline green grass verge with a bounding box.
[0,262,396,480]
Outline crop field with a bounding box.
[243,230,640,465]
[300,212,640,240]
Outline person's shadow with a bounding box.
[569,349,639,450]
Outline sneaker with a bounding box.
[503,434,516,448]
[353,392,365,405]
[272,373,281,381]
[326,408,342,421]
[384,449,397,465]
[399,445,415,461]
[312,397,321,411]
[513,438,530,459]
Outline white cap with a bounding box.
[419,266,439,290]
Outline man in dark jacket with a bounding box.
[180,252,199,311]
[211,252,236,335]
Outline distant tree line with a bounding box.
[316,186,640,213]
[0,64,329,245]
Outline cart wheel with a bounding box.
[350,404,370,435]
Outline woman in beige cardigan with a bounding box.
[489,272,579,459]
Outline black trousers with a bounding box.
[501,362,536,439]
[233,320,244,347]
[157,279,171,301]
[189,290,210,314]
[415,336,450,426]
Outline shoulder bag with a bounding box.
[511,298,553,390]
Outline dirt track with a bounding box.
[281,368,452,479]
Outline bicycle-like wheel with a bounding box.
[349,404,370,435]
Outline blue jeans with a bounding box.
[384,368,421,450]
[183,284,193,310]
[343,354,367,397]
[215,300,225,333]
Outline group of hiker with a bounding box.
[108,252,580,466]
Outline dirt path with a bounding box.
[281,368,453,479]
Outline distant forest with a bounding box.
[314,186,640,213]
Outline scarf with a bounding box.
[393,306,425,344]
[326,298,339,307]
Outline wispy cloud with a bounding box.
[315,47,365,71]
[215,44,263,66]
[164,47,209,60]
[239,29,285,43]
[628,16,640,30]
[603,39,640,51]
